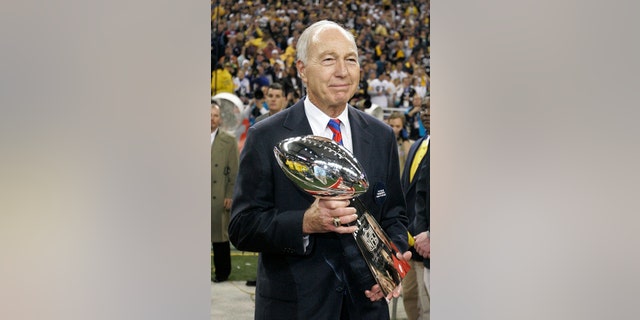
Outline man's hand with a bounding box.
[365,251,412,302]
[302,198,358,234]
[414,231,430,258]
[365,284,387,302]
[223,198,233,210]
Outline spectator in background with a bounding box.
[415,46,430,74]
[252,64,271,91]
[390,60,409,82]
[380,73,396,108]
[413,76,428,99]
[212,62,234,96]
[414,66,430,95]
[233,67,252,104]
[404,99,431,320]
[251,50,268,70]
[243,20,266,53]
[281,38,298,68]
[387,111,413,174]
[396,76,416,108]
[405,94,427,140]
[376,53,388,77]
[390,38,406,64]
[255,82,287,123]
[373,38,387,61]
[270,48,284,67]
[281,64,304,107]
[271,61,287,84]
[245,89,267,127]
[211,62,233,96]
[367,70,390,108]
[403,55,418,75]
[211,102,239,283]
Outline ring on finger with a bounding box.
[333,217,341,227]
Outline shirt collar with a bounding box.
[210,128,219,145]
[303,96,350,136]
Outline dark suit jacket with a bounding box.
[413,145,430,269]
[401,136,430,266]
[229,100,410,319]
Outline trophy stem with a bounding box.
[350,198,411,296]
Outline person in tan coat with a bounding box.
[211,102,239,282]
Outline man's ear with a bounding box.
[296,60,306,81]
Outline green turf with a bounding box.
[211,250,258,281]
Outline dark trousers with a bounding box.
[212,241,231,279]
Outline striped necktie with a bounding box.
[327,119,343,145]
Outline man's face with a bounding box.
[412,94,422,106]
[211,104,221,132]
[297,27,360,110]
[266,88,286,113]
[421,102,430,132]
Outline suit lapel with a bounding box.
[348,106,373,163]
[279,101,315,203]
[282,100,313,135]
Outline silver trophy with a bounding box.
[274,135,411,296]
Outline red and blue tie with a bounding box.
[327,119,343,145]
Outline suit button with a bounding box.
[213,180,217,183]
[214,164,218,167]
[335,286,344,292]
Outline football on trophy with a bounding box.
[273,135,369,198]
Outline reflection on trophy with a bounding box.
[274,135,411,296]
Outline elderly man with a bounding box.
[229,20,412,319]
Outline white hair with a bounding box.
[296,20,357,64]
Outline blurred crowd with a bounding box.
[211,0,430,135]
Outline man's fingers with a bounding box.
[365,288,385,301]
[334,225,358,234]
[318,198,350,209]
[329,213,358,232]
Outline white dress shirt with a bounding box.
[301,97,354,251]
[303,96,353,153]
